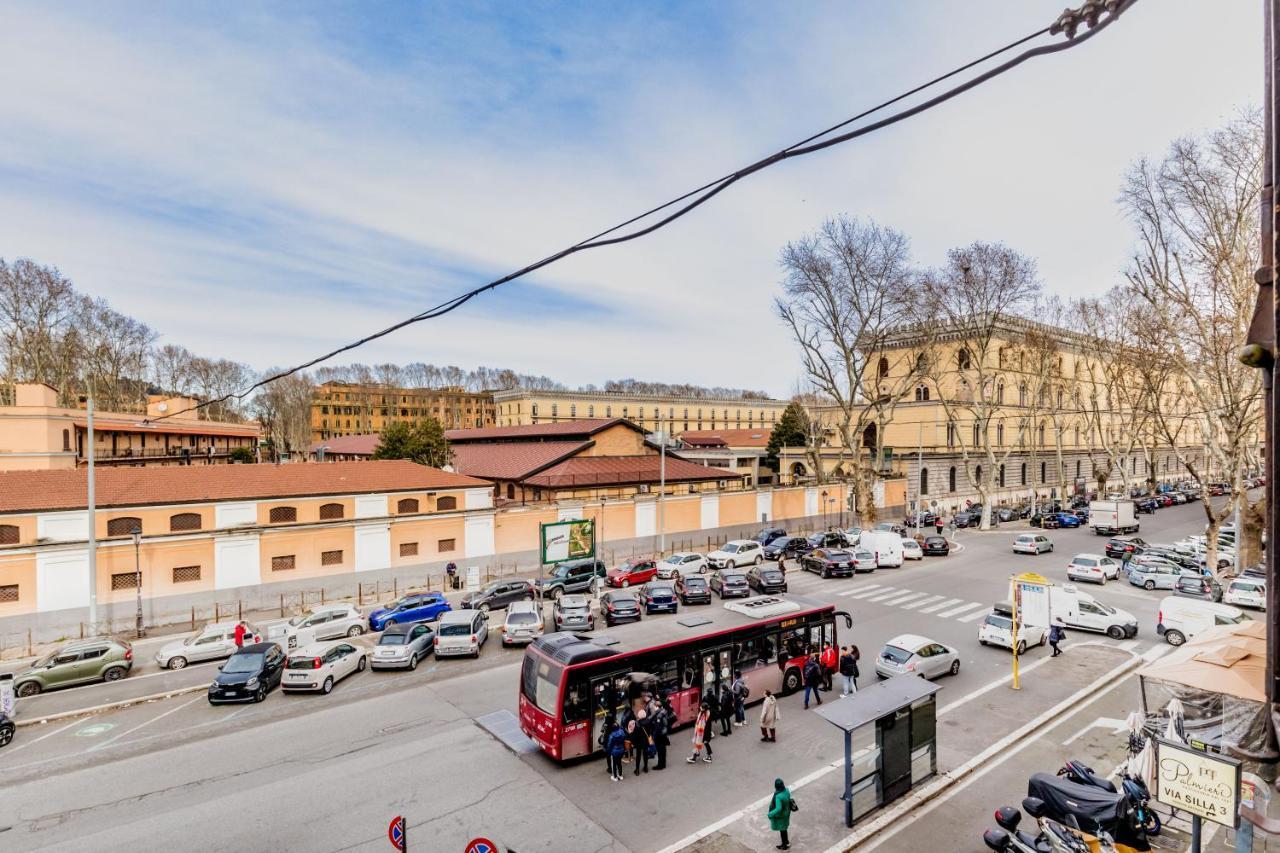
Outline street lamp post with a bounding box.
[821,489,828,530]
[131,527,145,639]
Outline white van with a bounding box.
[859,531,905,568]
[1223,577,1266,611]
[1156,597,1251,646]
[1049,585,1138,640]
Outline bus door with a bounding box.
[589,671,625,752]
[700,647,733,706]
[809,619,834,655]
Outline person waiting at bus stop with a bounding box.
[802,656,823,709]
[687,701,713,764]
[819,644,837,692]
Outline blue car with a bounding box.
[368,592,451,631]
[1053,512,1083,529]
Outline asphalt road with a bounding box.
[0,502,1221,853]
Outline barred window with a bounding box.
[319,503,344,520]
[172,565,202,583]
[169,512,201,532]
[271,555,296,571]
[399,542,419,557]
[321,550,343,566]
[396,498,419,514]
[0,584,17,603]
[0,524,17,545]
[269,506,297,523]
[438,538,456,552]
[436,496,457,511]
[111,572,140,590]
[107,517,142,537]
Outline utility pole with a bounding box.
[657,431,667,554]
[86,386,97,635]
[131,527,145,638]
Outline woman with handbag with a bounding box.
[767,777,794,850]
[686,701,713,764]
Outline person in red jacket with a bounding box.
[819,644,837,692]
[233,621,248,649]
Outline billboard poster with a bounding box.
[541,519,595,564]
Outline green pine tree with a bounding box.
[765,401,809,470]
[371,419,452,469]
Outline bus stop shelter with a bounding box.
[815,675,942,827]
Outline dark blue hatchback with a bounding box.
[368,592,451,631]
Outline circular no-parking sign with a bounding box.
[388,816,405,851]
[465,839,499,853]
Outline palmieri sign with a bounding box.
[1154,739,1241,828]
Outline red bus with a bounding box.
[518,595,851,761]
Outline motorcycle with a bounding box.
[1057,760,1161,836]
[982,797,1117,853]
[1027,772,1151,852]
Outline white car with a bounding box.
[657,552,707,578]
[154,620,262,670]
[852,548,878,572]
[1013,534,1054,555]
[875,634,961,680]
[501,601,544,646]
[1224,577,1266,610]
[978,605,1047,654]
[282,641,367,694]
[706,540,764,570]
[1066,553,1120,585]
[900,539,923,561]
[278,604,365,642]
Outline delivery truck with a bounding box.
[1089,499,1139,536]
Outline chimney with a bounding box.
[14,383,58,407]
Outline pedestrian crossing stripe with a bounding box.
[866,589,908,602]
[843,586,889,599]
[880,591,929,606]
[901,595,946,610]
[937,601,985,618]
[956,608,988,623]
[919,597,962,613]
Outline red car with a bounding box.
[606,558,658,588]
[1157,494,1175,506]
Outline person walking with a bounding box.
[819,644,837,692]
[628,716,651,775]
[767,777,794,850]
[759,689,779,742]
[802,656,823,709]
[718,682,735,736]
[1049,622,1066,657]
[652,698,672,770]
[605,721,627,781]
[934,516,944,536]
[731,670,748,727]
[838,646,859,697]
[687,701,713,764]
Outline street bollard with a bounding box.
[237,600,243,620]
[279,594,285,618]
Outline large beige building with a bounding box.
[312,382,496,442]
[491,389,789,435]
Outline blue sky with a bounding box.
[0,1,1261,395]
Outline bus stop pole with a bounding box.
[844,729,854,827]
[1190,814,1201,853]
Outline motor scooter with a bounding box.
[981,797,1117,853]
[1057,760,1160,836]
[1027,773,1151,853]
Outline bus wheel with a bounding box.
[782,667,802,695]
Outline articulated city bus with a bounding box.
[518,595,851,761]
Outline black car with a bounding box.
[461,579,535,613]
[806,531,849,550]
[536,558,607,599]
[1142,546,1200,570]
[1135,499,1158,515]
[922,535,950,556]
[746,564,788,594]
[1030,513,1060,529]
[600,591,642,626]
[0,711,13,749]
[1105,537,1147,559]
[754,527,788,546]
[952,511,975,529]
[1173,573,1223,602]
[641,581,679,614]
[800,548,855,578]
[996,507,1018,523]
[904,510,937,528]
[763,536,811,561]
[208,641,285,704]
[675,575,712,605]
[710,569,751,598]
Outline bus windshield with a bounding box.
[521,655,563,713]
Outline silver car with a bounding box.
[875,634,961,680]
[371,621,435,671]
[284,604,365,641]
[501,601,545,646]
[154,620,262,670]
[552,594,595,631]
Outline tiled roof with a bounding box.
[449,441,591,481]
[0,460,489,514]
[309,434,380,456]
[445,418,639,443]
[678,428,771,448]
[523,455,731,488]
[71,417,260,438]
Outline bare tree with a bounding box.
[251,371,315,460]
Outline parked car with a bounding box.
[806,531,850,551]
[657,552,707,579]
[860,531,905,568]
[14,637,134,697]
[207,641,285,704]
[675,574,713,605]
[283,604,366,640]
[746,564,788,594]
[371,621,435,670]
[875,522,908,536]
[434,609,489,657]
[282,641,367,694]
[1105,537,1147,559]
[1126,559,1182,591]
[800,547,856,578]
[1157,596,1249,646]
[754,527,788,546]
[875,634,960,680]
[461,578,535,611]
[996,507,1019,523]
[1173,573,1223,602]
[953,511,978,529]
[763,536,811,561]
[536,557,607,599]
[1052,512,1083,529]
[1065,553,1121,585]
[367,592,450,631]
[606,557,660,588]
[710,569,751,598]
[0,712,12,749]
[1013,534,1054,555]
[921,535,950,556]
[600,590,643,626]
[978,603,1047,654]
[1135,498,1158,515]
[1140,545,1201,571]
[851,548,878,572]
[706,540,765,570]
[501,600,545,645]
[155,620,263,670]
[904,510,937,528]
[1030,513,1060,529]
[641,580,680,614]
[552,594,595,631]
[1224,577,1266,610]
[901,539,923,561]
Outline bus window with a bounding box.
[522,656,563,713]
[656,659,681,696]
[563,677,590,723]
[681,654,699,690]
[735,637,770,671]
[782,627,807,659]
[760,632,778,665]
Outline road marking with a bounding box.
[879,591,928,606]
[837,583,883,597]
[937,601,984,618]
[956,607,988,623]
[1062,715,1130,746]
[900,595,945,611]
[87,695,203,752]
[919,597,962,614]
[1118,639,1139,651]
[847,586,895,600]
[867,589,908,602]
[1,717,81,754]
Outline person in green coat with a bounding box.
[767,777,793,850]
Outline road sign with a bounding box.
[388,815,405,851]
[464,839,498,853]
[1154,739,1241,829]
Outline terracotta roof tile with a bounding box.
[0,460,488,514]
[678,428,771,448]
[445,418,638,442]
[523,455,732,489]
[449,441,591,481]
[309,434,380,456]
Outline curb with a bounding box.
[821,651,1144,853]
[14,683,209,728]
